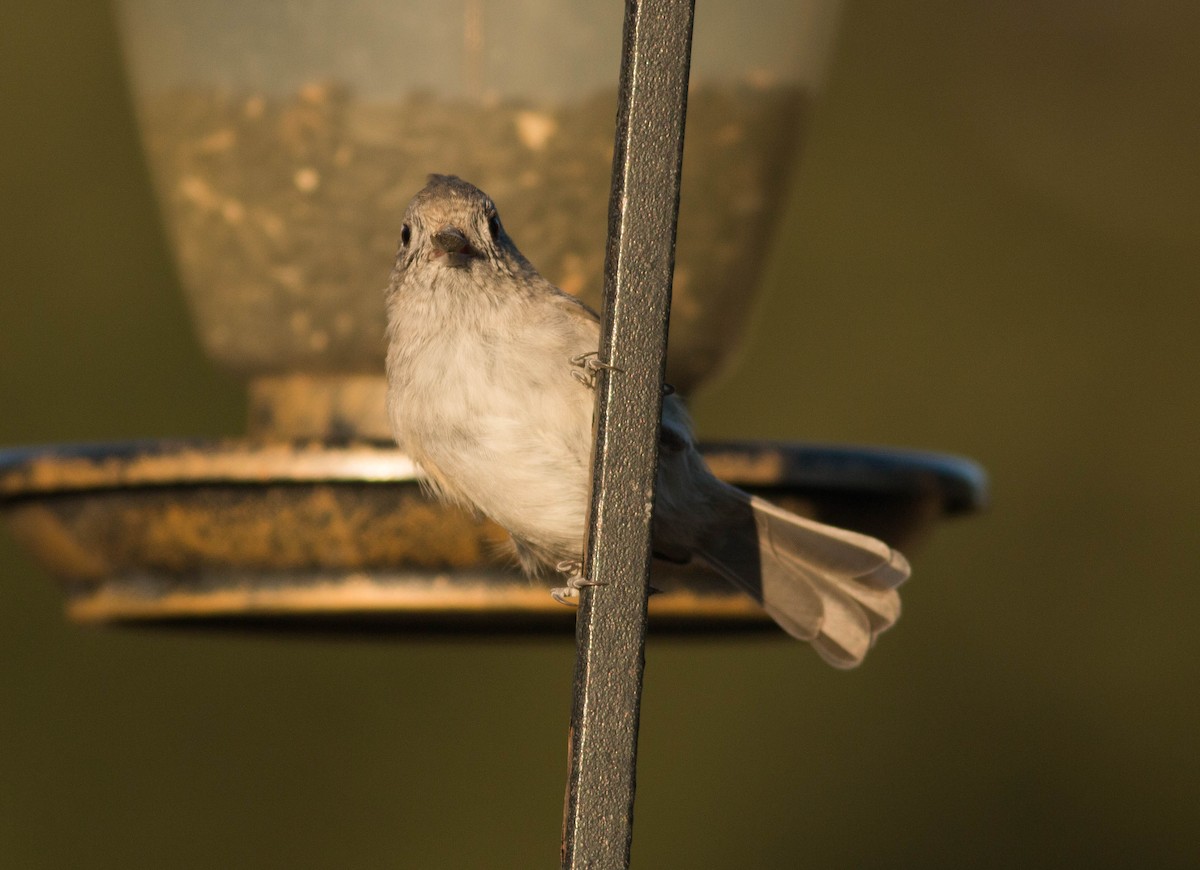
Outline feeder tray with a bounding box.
[0,439,985,634]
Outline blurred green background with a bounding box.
[2,2,1198,868]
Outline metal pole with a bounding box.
[561,1,696,867]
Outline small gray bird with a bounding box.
[385,174,909,668]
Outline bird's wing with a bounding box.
[547,287,601,326]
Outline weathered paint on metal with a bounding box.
[562,1,697,866]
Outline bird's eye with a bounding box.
[400,224,411,247]
[487,214,501,241]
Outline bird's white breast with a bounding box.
[387,277,598,558]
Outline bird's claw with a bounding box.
[550,559,605,606]
[550,586,579,606]
[556,559,583,576]
[569,352,622,389]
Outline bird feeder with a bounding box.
[0,0,984,632]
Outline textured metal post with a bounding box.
[561,1,695,867]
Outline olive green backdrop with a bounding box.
[2,3,1197,868]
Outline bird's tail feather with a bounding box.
[696,487,910,668]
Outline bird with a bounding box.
[384,174,910,668]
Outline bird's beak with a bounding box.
[431,226,473,268]
[432,226,468,252]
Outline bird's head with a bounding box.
[394,174,528,276]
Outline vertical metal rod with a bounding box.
[561,1,695,867]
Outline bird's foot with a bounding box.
[555,559,583,577]
[550,559,605,606]
[569,352,622,389]
[550,587,579,606]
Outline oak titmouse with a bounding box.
[384,175,909,667]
